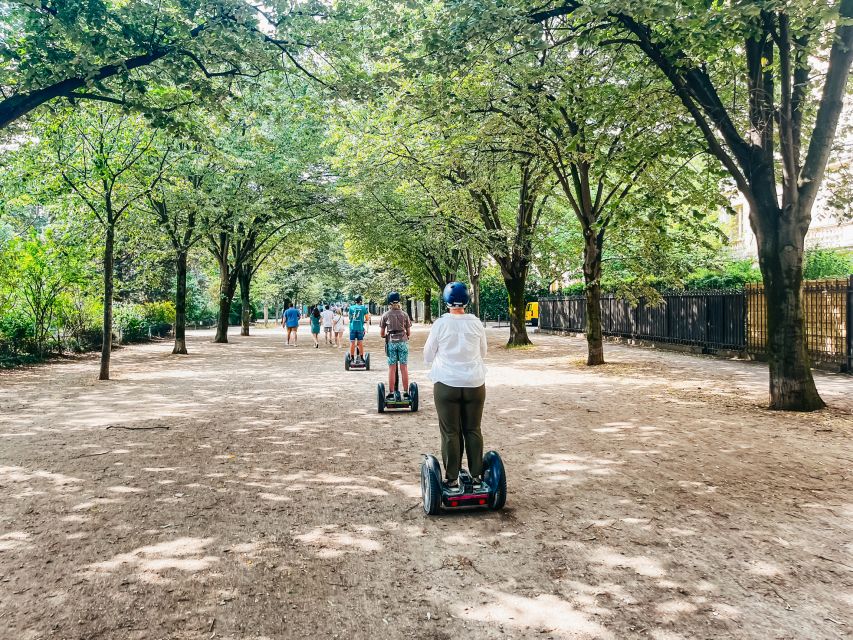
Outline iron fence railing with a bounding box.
[540,276,852,372]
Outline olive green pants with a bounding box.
[433,382,486,481]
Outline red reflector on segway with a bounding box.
[479,499,486,505]
[450,501,458,507]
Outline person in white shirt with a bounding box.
[321,304,335,345]
[332,306,345,347]
[423,281,488,488]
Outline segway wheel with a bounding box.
[409,382,419,412]
[365,353,370,370]
[420,455,442,515]
[344,354,351,371]
[377,383,386,413]
[482,450,506,511]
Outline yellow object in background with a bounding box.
[525,302,539,326]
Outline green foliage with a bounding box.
[686,260,763,290]
[114,302,175,343]
[803,248,853,280]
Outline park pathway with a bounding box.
[0,325,851,640]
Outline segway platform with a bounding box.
[377,382,418,413]
[420,451,506,515]
[344,350,370,371]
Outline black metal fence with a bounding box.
[539,276,853,372]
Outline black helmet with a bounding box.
[387,291,401,304]
[442,281,469,307]
[354,295,363,303]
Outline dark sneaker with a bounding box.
[444,479,459,489]
[386,393,396,401]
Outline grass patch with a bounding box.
[503,343,536,351]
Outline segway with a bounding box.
[344,345,370,371]
[420,451,506,515]
[377,337,418,413]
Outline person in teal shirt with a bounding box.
[348,295,370,363]
[310,307,322,348]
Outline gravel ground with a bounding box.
[0,324,851,640]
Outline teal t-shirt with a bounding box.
[349,304,368,331]
[310,315,321,332]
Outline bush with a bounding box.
[229,298,258,325]
[803,248,853,279]
[0,308,36,357]
[58,293,102,353]
[685,260,762,290]
[114,301,174,343]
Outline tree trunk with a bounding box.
[423,288,433,324]
[470,272,481,320]
[238,266,252,337]
[214,258,234,344]
[583,231,605,365]
[173,250,188,355]
[754,205,825,410]
[406,298,414,321]
[504,272,532,347]
[464,251,482,319]
[99,223,115,380]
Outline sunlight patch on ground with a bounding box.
[0,531,31,552]
[589,547,665,578]
[531,453,622,483]
[72,498,122,511]
[0,466,82,486]
[258,492,290,502]
[293,525,382,558]
[83,537,218,582]
[456,588,613,639]
[747,561,785,577]
[389,481,422,499]
[107,486,144,493]
[656,599,697,615]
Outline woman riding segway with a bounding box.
[424,282,488,488]
[421,281,505,514]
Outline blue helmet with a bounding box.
[387,291,401,304]
[442,281,469,307]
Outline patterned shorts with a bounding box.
[386,341,409,365]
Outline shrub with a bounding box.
[803,248,853,279]
[0,308,36,357]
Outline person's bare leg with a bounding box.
[388,364,396,392]
[400,364,409,391]
[357,339,364,360]
[349,340,356,358]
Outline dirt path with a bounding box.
[1,324,851,640]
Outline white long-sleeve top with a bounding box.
[423,313,488,387]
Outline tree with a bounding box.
[452,156,552,346]
[144,137,222,354]
[0,0,323,132]
[522,0,853,409]
[9,231,83,356]
[37,106,164,379]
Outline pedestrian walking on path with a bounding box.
[310,307,322,348]
[333,306,345,347]
[321,304,335,345]
[282,302,301,346]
